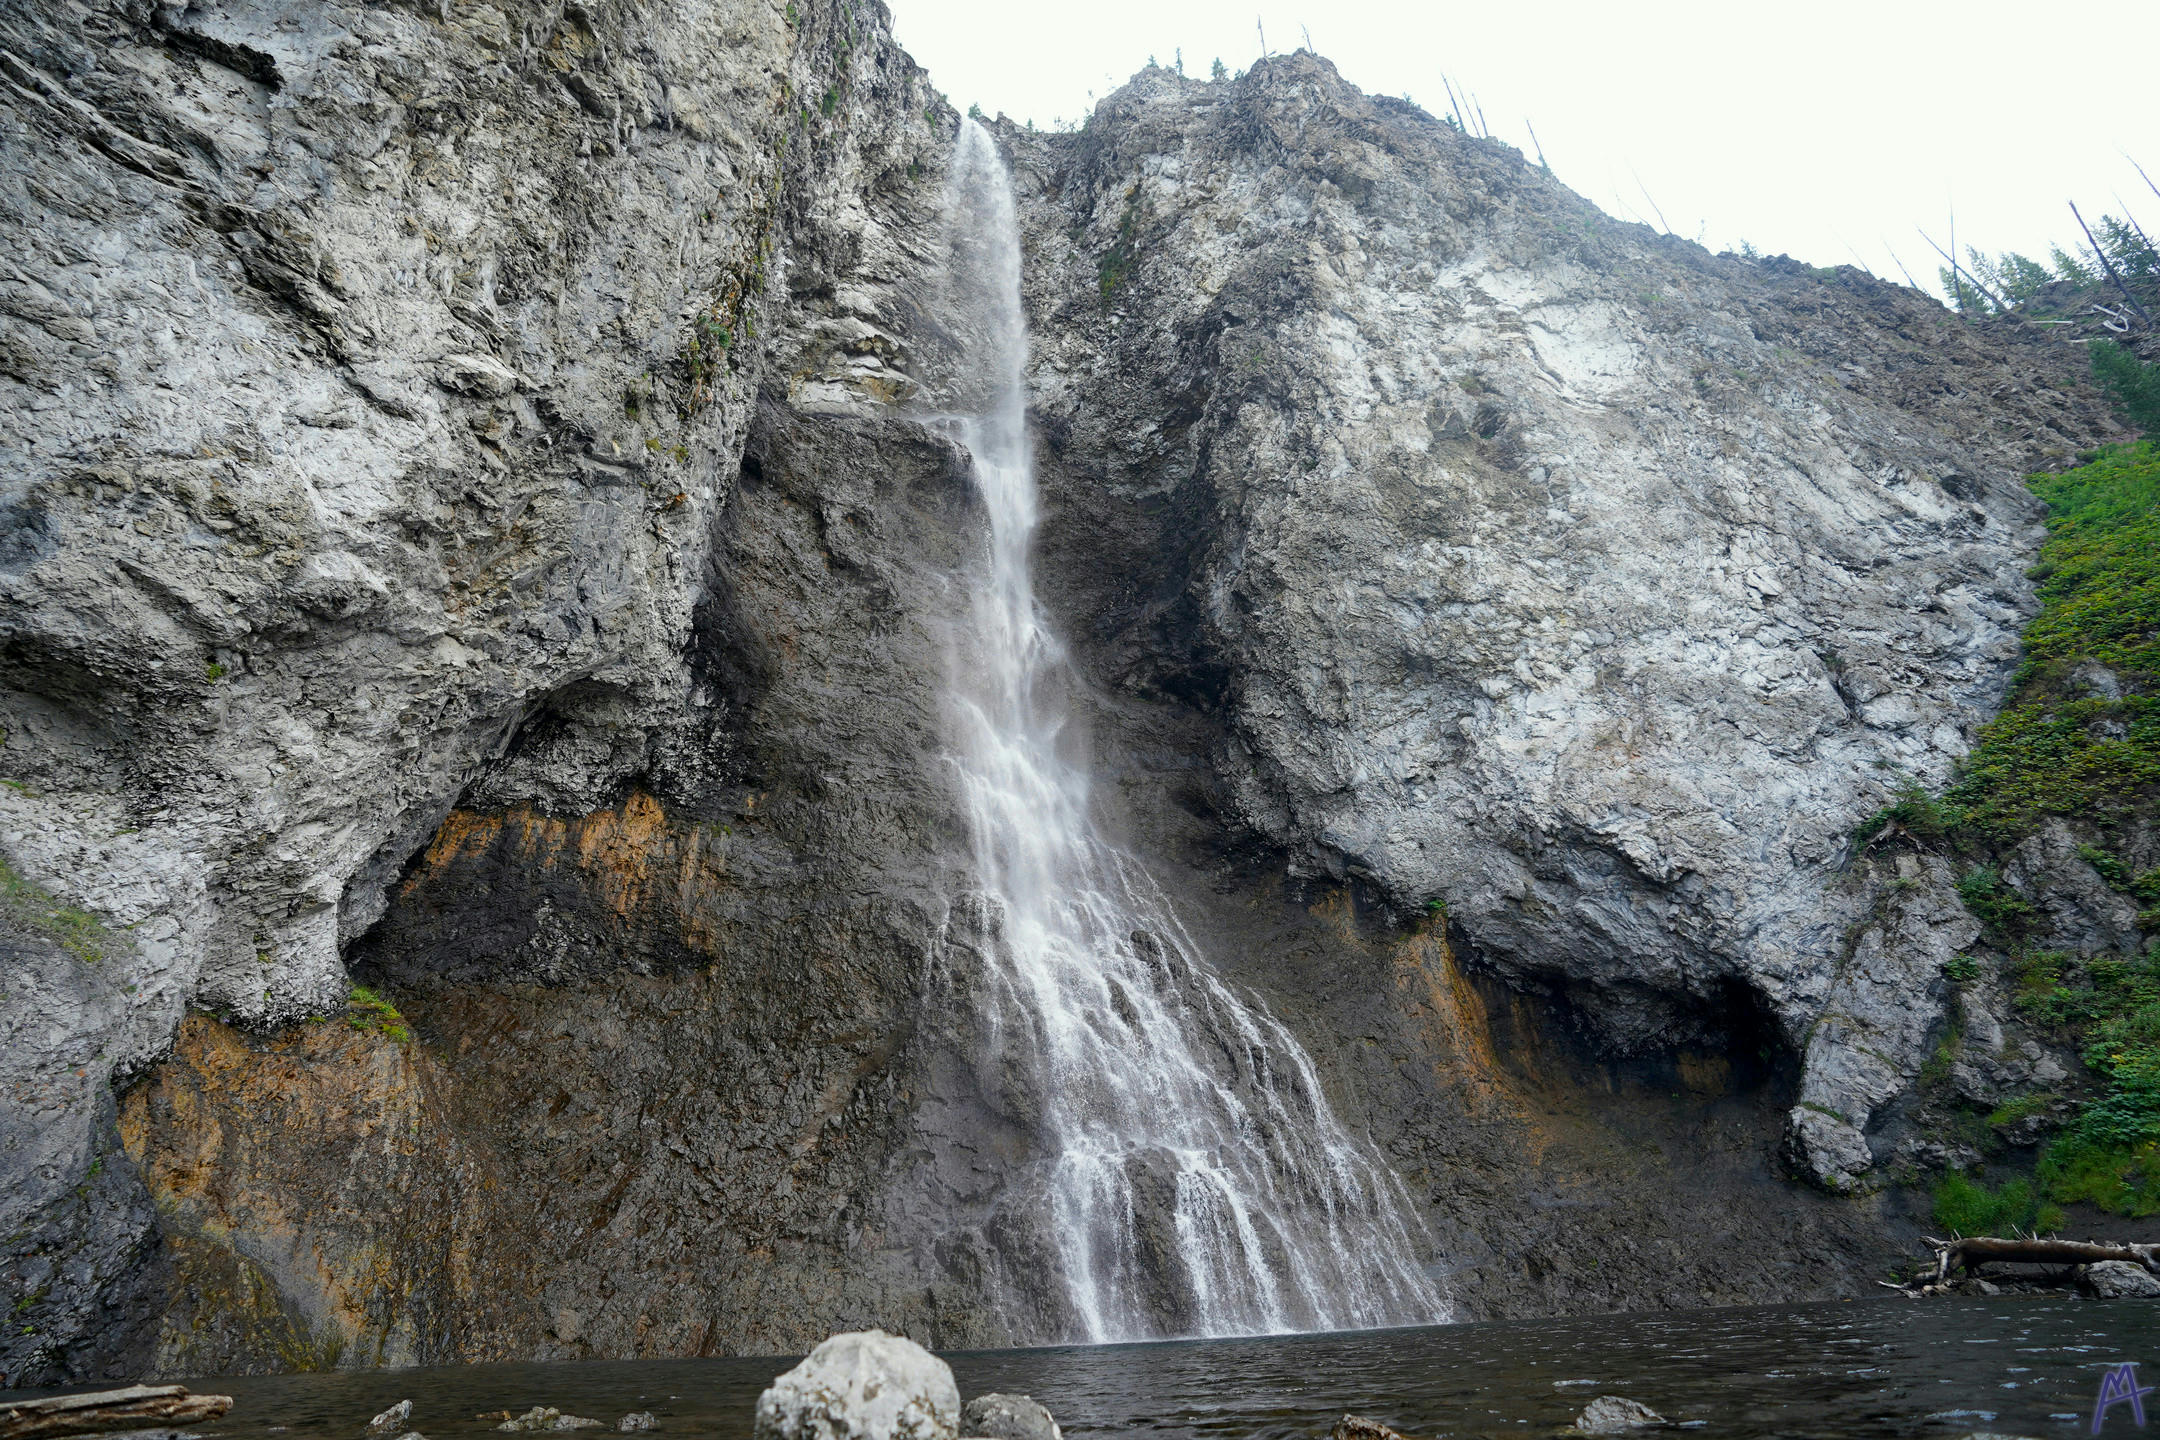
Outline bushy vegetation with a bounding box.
[1097,193,1140,305]
[1932,1170,2063,1237]
[1854,437,2159,850]
[1941,441,2160,840]
[2094,339,2160,436]
[2002,948,2160,1214]
[345,984,412,1044]
[1870,349,2160,1218]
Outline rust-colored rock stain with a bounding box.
[120,1012,534,1374]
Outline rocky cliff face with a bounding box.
[0,0,967,1379]
[996,57,2121,1192]
[0,3,2127,1384]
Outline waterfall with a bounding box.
[930,119,1451,1343]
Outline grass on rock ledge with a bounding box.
[0,854,111,965]
[342,984,412,1044]
[1863,441,2160,1224]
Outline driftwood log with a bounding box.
[0,1387,233,1440]
[1923,1235,2160,1285]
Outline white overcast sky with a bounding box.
[890,0,2160,301]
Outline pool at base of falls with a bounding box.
[69,1297,2160,1440]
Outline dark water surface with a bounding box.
[105,1300,2160,1438]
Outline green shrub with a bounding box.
[2009,951,2090,1026]
[1987,1092,2057,1129]
[1097,197,1140,305]
[1917,1008,1966,1095]
[1851,782,1961,849]
[1932,1170,2060,1236]
[1942,443,2160,840]
[345,984,411,1044]
[2093,340,2160,437]
[2037,1138,2160,1214]
[1956,866,2034,942]
[2017,948,2160,1214]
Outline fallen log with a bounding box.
[0,1386,233,1440]
[1923,1235,2160,1284]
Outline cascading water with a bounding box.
[932,119,1451,1342]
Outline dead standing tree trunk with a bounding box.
[2072,200,2154,326]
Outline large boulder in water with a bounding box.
[2082,1261,2160,1299]
[753,1331,961,1440]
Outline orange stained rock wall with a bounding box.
[410,791,732,944]
[118,1012,535,1374]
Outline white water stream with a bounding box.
[933,120,1450,1342]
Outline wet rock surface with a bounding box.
[995,55,2118,1191]
[0,0,2135,1383]
[957,1395,1058,1440]
[1328,1418,1413,1440]
[364,1405,411,1437]
[0,0,964,1378]
[1571,1395,1667,1433]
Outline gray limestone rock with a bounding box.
[2003,821,2146,955]
[1573,1395,1667,1432]
[754,1332,959,1440]
[1328,1420,1411,1440]
[2081,1261,2160,1300]
[0,0,955,1377]
[997,54,2117,1191]
[366,1405,413,1437]
[958,1395,1059,1440]
[0,0,2136,1374]
[1786,854,1978,1189]
[495,1411,599,1434]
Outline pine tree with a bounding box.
[2092,339,2160,436]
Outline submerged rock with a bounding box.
[616,1418,656,1434]
[958,1395,1059,1440]
[364,1407,411,1439]
[494,1412,600,1434]
[1572,1396,1666,1433]
[753,1332,960,1440]
[1328,1418,1414,1440]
